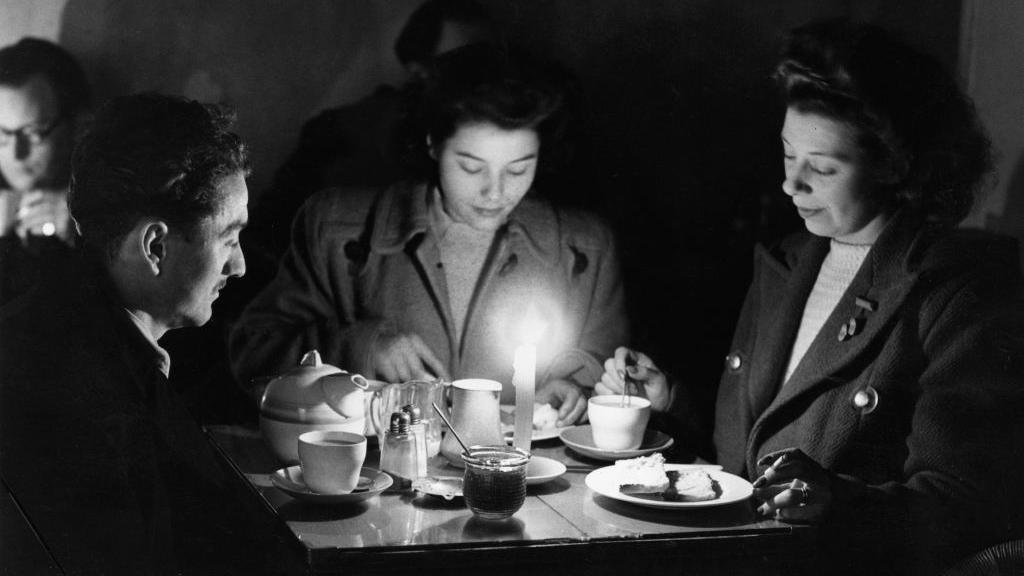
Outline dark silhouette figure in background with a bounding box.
[0,38,91,305]
[248,0,495,271]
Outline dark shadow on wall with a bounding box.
[988,151,1024,273]
[58,0,406,196]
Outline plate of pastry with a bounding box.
[560,425,674,461]
[500,403,569,442]
[584,453,749,509]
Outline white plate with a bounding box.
[500,404,568,442]
[585,465,751,509]
[559,425,674,461]
[526,455,566,485]
[271,466,392,504]
[414,456,565,498]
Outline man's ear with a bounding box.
[140,221,170,275]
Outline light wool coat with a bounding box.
[231,182,628,403]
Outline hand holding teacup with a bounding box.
[16,189,74,244]
[597,347,671,412]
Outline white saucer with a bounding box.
[271,466,392,504]
[526,455,566,485]
[415,456,566,498]
[559,425,674,461]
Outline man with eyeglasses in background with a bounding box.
[0,37,91,305]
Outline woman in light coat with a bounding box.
[233,45,627,425]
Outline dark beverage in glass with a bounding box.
[461,445,530,520]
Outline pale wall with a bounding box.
[960,0,1024,258]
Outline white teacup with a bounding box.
[297,431,367,494]
[588,396,651,450]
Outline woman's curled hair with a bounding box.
[774,19,992,225]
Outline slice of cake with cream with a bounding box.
[663,469,719,502]
[615,453,721,501]
[616,453,668,494]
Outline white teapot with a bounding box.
[259,350,368,464]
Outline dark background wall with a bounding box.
[0,0,966,416]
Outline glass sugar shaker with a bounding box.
[380,411,416,490]
[401,404,428,478]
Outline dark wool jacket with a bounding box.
[711,212,1024,574]
[0,252,302,575]
[231,181,628,404]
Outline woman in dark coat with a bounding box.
[599,20,1024,575]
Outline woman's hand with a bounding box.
[536,379,588,427]
[596,346,670,411]
[373,333,448,383]
[753,448,833,523]
[17,189,74,244]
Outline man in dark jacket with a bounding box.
[0,94,301,574]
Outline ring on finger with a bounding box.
[796,485,810,507]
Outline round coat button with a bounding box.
[725,353,743,371]
[853,387,879,413]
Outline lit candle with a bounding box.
[512,312,545,452]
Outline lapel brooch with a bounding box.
[838,296,878,342]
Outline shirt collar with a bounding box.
[374,181,561,267]
[123,308,172,378]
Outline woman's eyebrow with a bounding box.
[455,151,537,162]
[779,137,851,161]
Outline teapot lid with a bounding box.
[260,350,345,422]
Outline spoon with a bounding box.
[432,401,471,456]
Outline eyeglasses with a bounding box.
[0,113,66,147]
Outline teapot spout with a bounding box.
[321,373,368,419]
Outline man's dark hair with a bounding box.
[394,0,492,67]
[70,93,249,257]
[0,37,92,118]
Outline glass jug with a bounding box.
[370,379,446,457]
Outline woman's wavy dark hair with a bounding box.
[404,43,568,180]
[774,19,992,225]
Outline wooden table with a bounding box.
[206,425,815,576]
